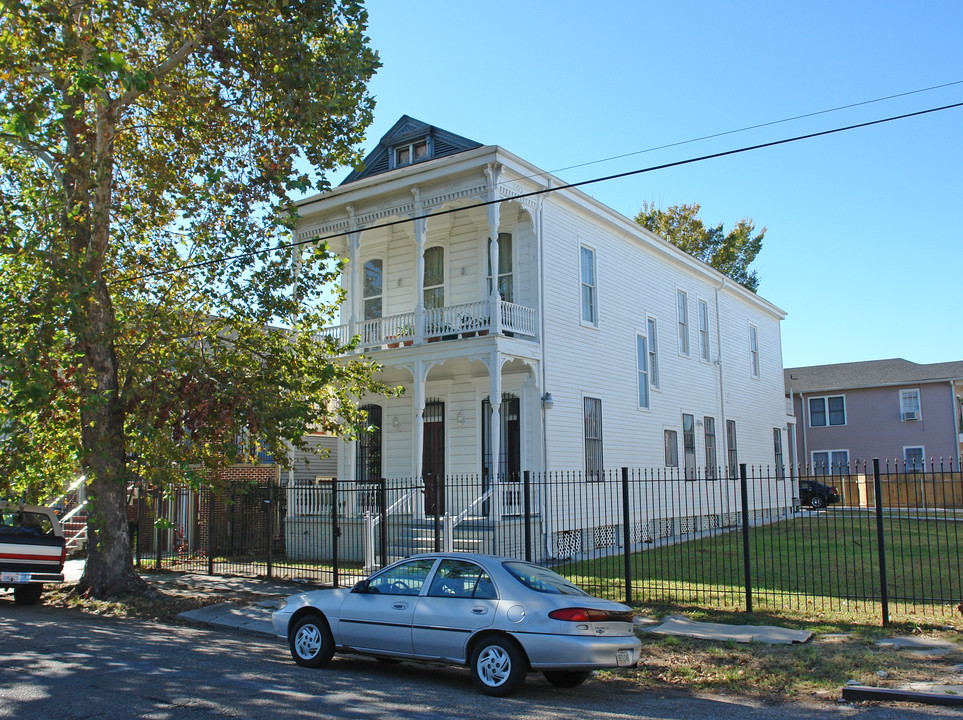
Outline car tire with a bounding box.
[13,584,42,605]
[289,614,335,668]
[810,495,826,509]
[543,670,591,688]
[470,636,527,697]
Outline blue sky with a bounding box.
[321,0,962,368]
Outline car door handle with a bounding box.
[393,602,408,610]
[470,607,488,614]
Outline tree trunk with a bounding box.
[75,280,150,598]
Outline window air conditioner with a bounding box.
[902,411,919,421]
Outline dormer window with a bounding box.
[395,139,428,167]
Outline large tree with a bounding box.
[0,0,388,598]
[635,202,766,292]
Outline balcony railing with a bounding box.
[316,299,537,352]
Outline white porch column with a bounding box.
[484,163,502,335]
[412,187,427,344]
[413,358,426,480]
[489,349,503,519]
[346,205,361,340]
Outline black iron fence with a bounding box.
[134,459,963,624]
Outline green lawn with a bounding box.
[555,512,963,623]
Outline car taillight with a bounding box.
[549,608,632,623]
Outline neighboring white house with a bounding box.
[288,116,793,559]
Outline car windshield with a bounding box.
[503,562,588,596]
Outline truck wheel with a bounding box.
[14,584,43,605]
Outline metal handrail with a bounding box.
[369,486,420,526]
[46,475,86,511]
[452,486,493,527]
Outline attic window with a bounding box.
[395,140,428,167]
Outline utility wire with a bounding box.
[527,79,963,181]
[116,98,963,285]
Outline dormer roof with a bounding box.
[340,115,484,185]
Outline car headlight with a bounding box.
[277,598,288,612]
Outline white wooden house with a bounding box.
[287,116,794,562]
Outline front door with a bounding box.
[422,401,445,515]
[481,395,521,515]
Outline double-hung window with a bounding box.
[677,290,689,355]
[698,300,710,361]
[813,450,849,476]
[773,428,784,480]
[809,395,846,427]
[636,335,649,409]
[904,446,924,472]
[749,325,760,378]
[580,246,597,325]
[664,429,679,468]
[647,317,660,388]
[899,388,921,422]
[487,233,513,302]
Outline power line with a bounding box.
[529,79,963,181]
[116,98,963,285]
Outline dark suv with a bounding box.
[798,479,840,509]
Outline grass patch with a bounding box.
[555,512,963,625]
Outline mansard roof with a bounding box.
[340,115,484,185]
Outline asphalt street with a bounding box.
[2,599,962,720]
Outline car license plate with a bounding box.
[616,649,633,667]
[1,572,31,583]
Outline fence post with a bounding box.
[378,478,388,569]
[135,481,143,569]
[266,476,274,580]
[207,487,214,575]
[621,467,633,606]
[873,458,890,626]
[154,487,162,571]
[523,471,533,562]
[331,477,340,589]
[739,463,753,614]
[432,475,441,552]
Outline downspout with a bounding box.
[538,190,548,476]
[714,278,727,469]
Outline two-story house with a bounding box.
[291,116,792,552]
[785,358,963,472]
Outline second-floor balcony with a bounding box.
[319,298,537,353]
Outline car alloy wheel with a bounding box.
[470,637,526,697]
[810,495,826,509]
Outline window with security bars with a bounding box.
[682,414,696,478]
[583,397,603,481]
[704,417,717,479]
[355,405,382,484]
[773,428,784,480]
[726,419,738,478]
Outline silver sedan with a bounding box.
[272,553,642,696]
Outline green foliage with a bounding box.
[0,2,386,506]
[635,202,765,292]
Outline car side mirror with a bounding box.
[351,580,369,593]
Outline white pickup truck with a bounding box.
[0,501,66,605]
